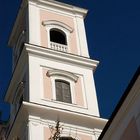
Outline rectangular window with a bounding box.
[55,80,72,103]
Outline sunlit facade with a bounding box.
[0,0,107,139]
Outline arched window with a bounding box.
[50,29,67,45]
[55,80,72,103]
[59,137,76,140]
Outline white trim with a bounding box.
[75,16,89,57]
[23,105,108,134]
[42,20,72,53]
[42,20,73,33]
[74,16,80,55]
[40,67,44,99]
[51,76,56,100]
[79,75,88,108]
[29,116,100,135]
[47,69,78,82]
[28,3,41,46]
[25,43,99,71]
[23,101,107,128]
[30,0,88,18]
[48,74,76,104]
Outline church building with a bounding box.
[0,0,107,139]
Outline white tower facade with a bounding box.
[1,0,107,139]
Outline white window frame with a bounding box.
[47,69,78,104]
[42,20,73,52]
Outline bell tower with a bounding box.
[1,0,107,139]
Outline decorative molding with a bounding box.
[47,69,78,82]
[25,43,99,70]
[42,20,72,53]
[31,122,40,126]
[42,20,73,33]
[41,98,86,109]
[93,129,102,140]
[23,101,107,129]
[32,0,88,18]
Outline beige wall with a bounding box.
[120,118,140,140]
[40,9,78,54]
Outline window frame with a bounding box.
[50,28,67,45]
[52,76,75,104]
[47,69,78,105]
[55,79,72,103]
[42,20,73,52]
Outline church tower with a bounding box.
[1,0,107,139]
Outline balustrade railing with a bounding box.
[50,42,68,52]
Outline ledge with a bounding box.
[23,101,107,130]
[25,43,99,71]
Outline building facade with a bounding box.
[0,0,107,139]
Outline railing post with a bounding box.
[50,42,68,52]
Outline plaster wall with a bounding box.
[28,1,89,57]
[40,9,78,55]
[44,126,94,140]
[42,68,84,107]
[27,117,100,140]
[28,53,99,116]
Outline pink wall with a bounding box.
[75,77,84,107]
[43,69,85,107]
[43,69,53,100]
[40,9,78,55]
[44,127,51,139]
[78,133,93,140]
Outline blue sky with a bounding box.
[0,0,140,119]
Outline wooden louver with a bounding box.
[55,80,72,103]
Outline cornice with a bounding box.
[29,0,88,18]
[8,0,88,47]
[23,101,107,129]
[25,43,99,71]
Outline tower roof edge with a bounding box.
[30,0,88,17]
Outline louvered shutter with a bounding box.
[62,82,72,103]
[55,80,72,103]
[56,81,63,102]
